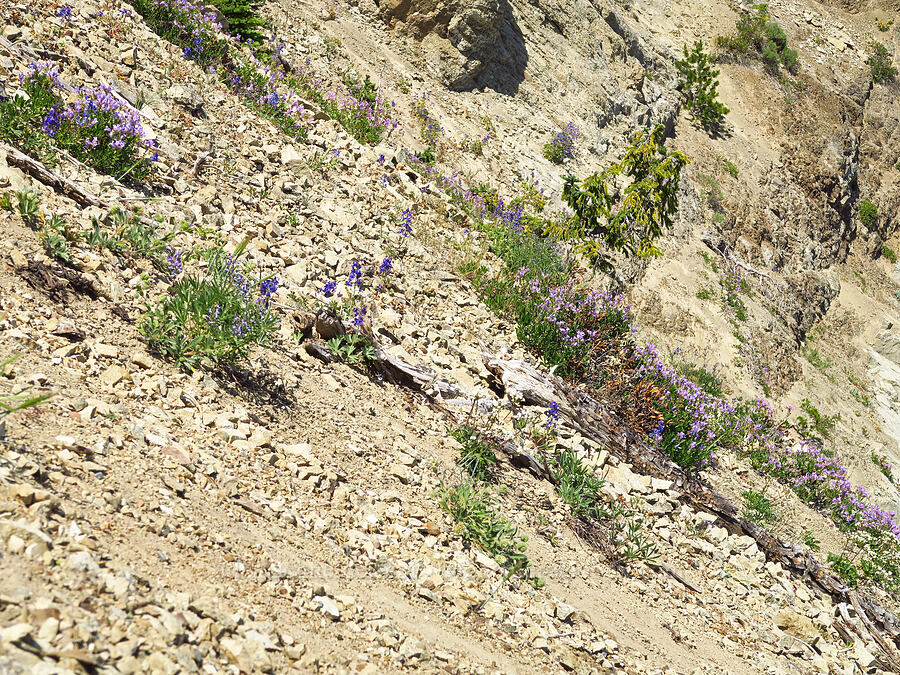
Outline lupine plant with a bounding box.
[140,240,279,370]
[131,0,231,64]
[542,123,579,163]
[0,63,153,180]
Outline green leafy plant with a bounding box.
[867,41,897,84]
[802,345,832,370]
[551,450,608,520]
[450,425,499,482]
[827,552,859,587]
[696,285,714,300]
[438,482,538,583]
[326,332,376,365]
[882,245,898,263]
[859,199,878,230]
[801,531,821,552]
[720,157,739,178]
[140,240,279,370]
[876,18,894,32]
[675,41,730,129]
[40,214,78,263]
[795,398,839,442]
[554,124,689,270]
[742,490,777,525]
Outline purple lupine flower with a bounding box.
[378,257,393,275]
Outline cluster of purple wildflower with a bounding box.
[204,253,280,340]
[399,209,413,238]
[135,0,229,65]
[19,64,153,179]
[544,123,580,163]
[166,247,184,278]
[544,401,559,428]
[56,5,73,21]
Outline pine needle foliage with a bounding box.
[675,41,730,129]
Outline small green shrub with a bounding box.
[795,398,839,442]
[327,333,376,365]
[859,199,878,230]
[717,4,799,75]
[551,450,608,520]
[696,285,714,300]
[827,552,859,587]
[801,531,821,552]
[556,124,688,270]
[877,18,894,32]
[721,157,739,178]
[882,245,897,263]
[676,41,730,128]
[450,425,499,482]
[140,241,279,370]
[438,482,539,583]
[208,0,265,44]
[742,490,777,525]
[802,345,832,370]
[867,41,897,84]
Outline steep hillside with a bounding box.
[2,0,900,673]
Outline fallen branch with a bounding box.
[1,142,105,208]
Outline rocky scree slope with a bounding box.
[0,0,900,673]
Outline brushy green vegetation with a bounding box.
[828,552,860,587]
[696,285,715,300]
[140,240,279,371]
[675,41,730,129]
[553,124,689,271]
[859,199,878,231]
[326,333,376,365]
[450,425,499,482]
[882,245,898,264]
[794,398,839,443]
[801,531,821,552]
[867,41,897,84]
[742,490,777,526]
[0,354,53,422]
[720,157,739,178]
[438,482,541,586]
[551,450,607,520]
[0,64,152,182]
[86,206,175,269]
[716,4,799,75]
[802,345,832,371]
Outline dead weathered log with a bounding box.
[482,349,900,664]
[1,143,106,208]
